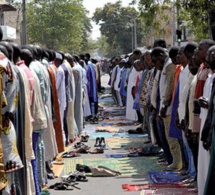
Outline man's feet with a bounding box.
[164,164,179,171]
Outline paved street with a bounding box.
[47,74,149,195]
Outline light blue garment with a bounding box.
[88,61,98,102]
[133,70,148,110]
[182,132,196,177]
[120,68,127,97]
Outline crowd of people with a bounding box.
[0,27,101,195]
[109,38,215,195]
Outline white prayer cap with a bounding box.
[120,58,126,63]
[55,52,62,60]
[125,57,129,63]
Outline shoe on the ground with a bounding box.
[157,159,166,163]
[94,137,101,147]
[158,161,169,166]
[164,164,179,171]
[143,140,151,144]
[178,169,189,176]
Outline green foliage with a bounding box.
[26,0,92,53]
[176,0,215,41]
[138,0,173,38]
[136,0,215,42]
[93,1,144,55]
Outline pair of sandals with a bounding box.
[96,129,107,132]
[49,181,80,190]
[80,135,89,142]
[62,152,81,158]
[74,142,86,149]
[90,117,99,124]
[94,137,106,147]
[76,164,92,173]
[61,171,88,183]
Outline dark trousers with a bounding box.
[31,132,40,195]
[156,117,173,164]
[63,118,69,146]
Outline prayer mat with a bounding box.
[63,157,162,176]
[122,183,187,191]
[148,172,188,184]
[82,125,96,134]
[105,153,140,158]
[106,138,145,149]
[90,132,147,139]
[52,163,64,177]
[140,188,197,195]
[103,118,130,122]
[101,121,136,126]
[96,126,120,133]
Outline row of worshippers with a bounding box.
[0,29,100,195]
[109,38,215,195]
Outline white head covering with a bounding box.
[55,52,62,60]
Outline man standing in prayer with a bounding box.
[151,47,182,171]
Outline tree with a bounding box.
[93,1,144,55]
[176,0,215,41]
[26,0,92,53]
[134,0,215,42]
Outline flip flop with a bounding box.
[73,171,88,182]
[62,153,81,158]
[61,173,77,183]
[94,137,101,147]
[88,148,104,154]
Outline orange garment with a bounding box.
[134,74,140,95]
[48,66,64,153]
[172,65,182,102]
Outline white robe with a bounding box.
[198,73,215,195]
[126,67,138,120]
[56,65,66,142]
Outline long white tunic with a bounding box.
[198,73,215,195]
[56,65,66,142]
[126,67,138,120]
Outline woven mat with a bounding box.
[140,188,197,194]
[101,121,136,126]
[148,172,188,184]
[122,183,188,191]
[90,132,147,139]
[63,157,162,176]
[106,137,146,149]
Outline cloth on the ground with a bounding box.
[148,172,188,184]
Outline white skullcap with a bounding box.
[125,57,129,63]
[120,58,126,63]
[55,52,62,60]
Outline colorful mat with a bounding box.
[148,172,188,184]
[140,188,197,195]
[105,153,140,158]
[122,183,187,191]
[90,132,147,139]
[96,126,121,133]
[52,164,64,177]
[63,157,162,176]
[101,121,136,126]
[106,137,146,149]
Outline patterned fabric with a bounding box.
[0,53,8,189]
[139,70,150,107]
[161,64,176,107]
